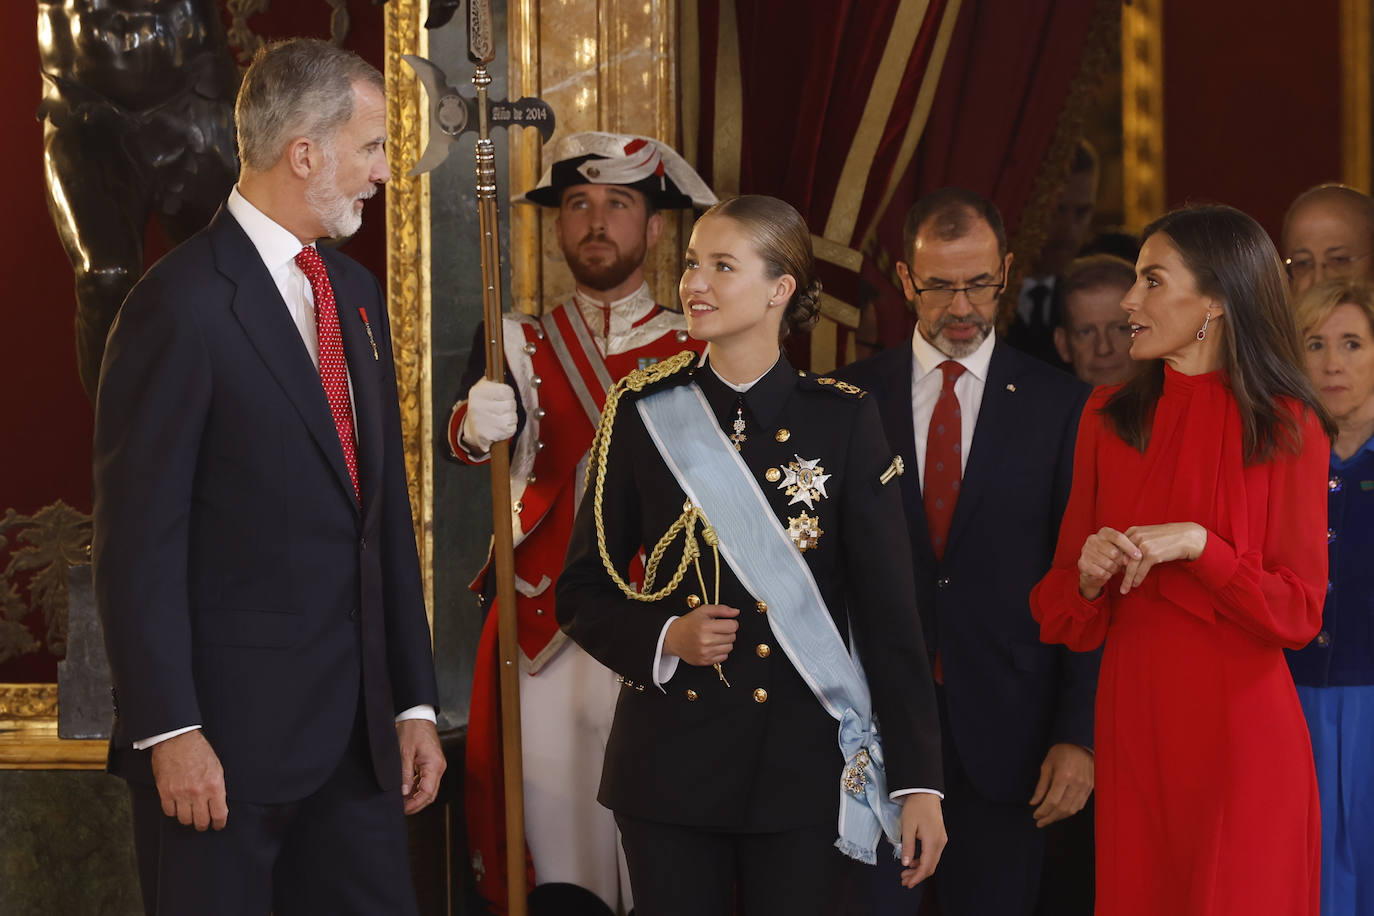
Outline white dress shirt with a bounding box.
[135,188,433,749]
[910,329,995,486]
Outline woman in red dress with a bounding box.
[1030,205,1332,915]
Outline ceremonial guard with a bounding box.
[556,196,946,915]
[449,132,715,914]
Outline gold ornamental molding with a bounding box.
[1341,0,1371,192]
[510,0,543,316]
[384,0,435,628]
[1122,0,1165,232]
[0,683,58,719]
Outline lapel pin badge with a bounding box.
[359,308,380,360]
[1006,383,1016,392]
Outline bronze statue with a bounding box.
[39,0,239,400]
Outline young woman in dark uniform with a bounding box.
[555,195,946,914]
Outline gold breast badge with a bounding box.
[787,511,823,552]
[778,455,831,509]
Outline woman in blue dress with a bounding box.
[1289,278,1374,916]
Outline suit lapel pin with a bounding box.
[1006,383,1016,392]
[359,308,380,360]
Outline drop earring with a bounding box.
[1196,311,1212,341]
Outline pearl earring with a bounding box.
[1196,312,1212,341]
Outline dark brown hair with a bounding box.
[902,187,1008,261]
[701,195,821,339]
[1101,204,1332,463]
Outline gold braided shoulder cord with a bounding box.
[589,350,721,604]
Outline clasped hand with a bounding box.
[665,604,739,666]
[1077,522,1207,599]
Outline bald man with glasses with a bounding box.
[1283,184,1374,297]
[836,188,1100,916]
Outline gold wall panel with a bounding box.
[1342,0,1371,192]
[1122,0,1165,232]
[384,0,434,627]
[511,0,686,314]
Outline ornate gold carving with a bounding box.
[509,0,544,316]
[0,502,91,668]
[327,0,351,46]
[0,683,59,719]
[1122,0,1165,231]
[226,0,271,64]
[385,0,435,627]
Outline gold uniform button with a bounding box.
[513,500,524,514]
[686,594,702,609]
[753,688,769,703]
[756,643,771,658]
[685,689,698,701]
[775,429,791,442]
[765,467,782,483]
[755,601,768,614]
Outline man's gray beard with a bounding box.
[305,150,365,240]
[930,318,991,358]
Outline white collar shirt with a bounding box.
[227,186,335,374]
[573,283,658,356]
[910,329,995,484]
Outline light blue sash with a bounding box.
[637,382,903,864]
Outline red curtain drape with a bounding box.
[689,0,1118,366]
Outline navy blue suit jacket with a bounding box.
[836,339,1099,804]
[92,206,437,804]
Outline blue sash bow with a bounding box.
[637,382,903,863]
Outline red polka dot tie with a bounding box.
[923,360,967,561]
[295,245,359,501]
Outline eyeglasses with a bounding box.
[1284,252,1370,282]
[909,266,1006,307]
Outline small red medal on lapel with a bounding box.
[359,308,380,360]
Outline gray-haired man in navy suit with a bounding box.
[93,38,442,915]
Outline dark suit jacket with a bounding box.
[92,206,438,805]
[555,356,942,830]
[836,339,1099,804]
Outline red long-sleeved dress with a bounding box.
[1030,367,1327,916]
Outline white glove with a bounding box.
[460,378,519,454]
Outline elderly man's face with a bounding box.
[1284,195,1374,296]
[1054,284,1135,387]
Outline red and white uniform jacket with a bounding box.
[448,283,704,670]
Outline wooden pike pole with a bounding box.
[403,5,555,910]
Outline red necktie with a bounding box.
[923,360,966,561]
[295,245,359,501]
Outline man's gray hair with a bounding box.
[235,38,384,172]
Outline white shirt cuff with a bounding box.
[132,724,201,750]
[652,617,681,691]
[890,787,945,801]
[395,704,437,724]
